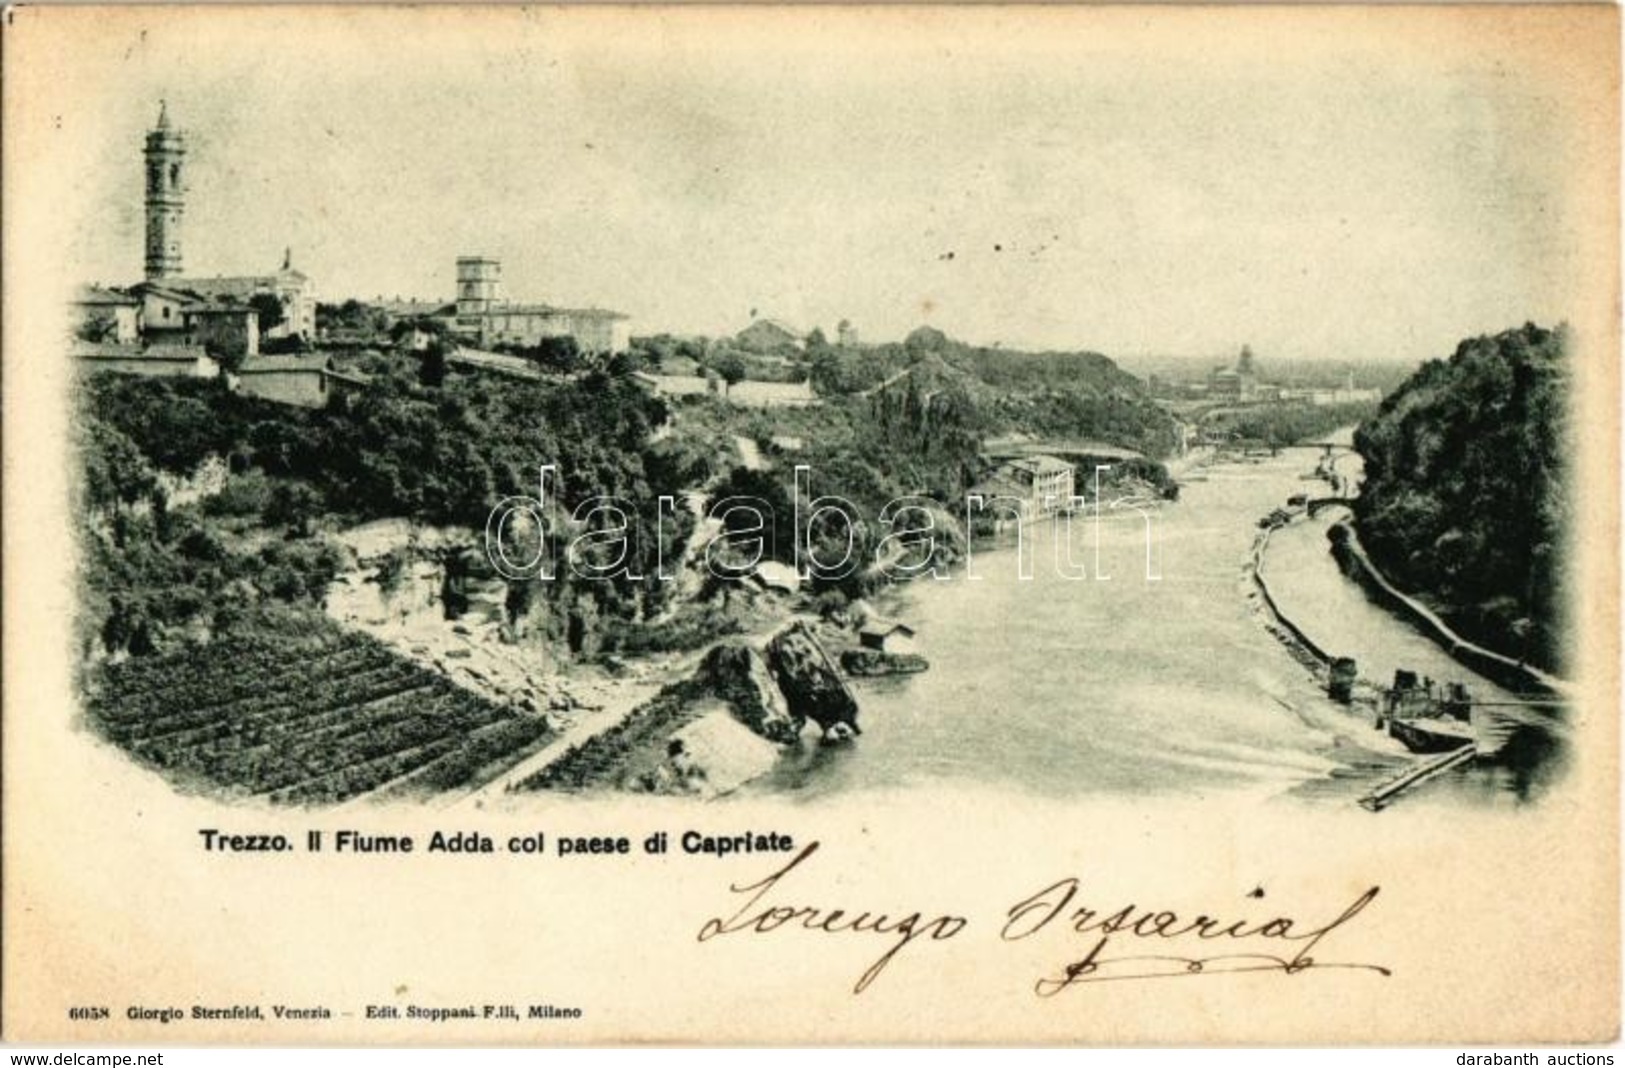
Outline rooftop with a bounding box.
[1007,454,1074,476]
[966,474,1030,499]
[74,285,139,306]
[466,302,628,321]
[172,270,307,296]
[739,318,801,337]
[238,354,333,374]
[72,341,210,361]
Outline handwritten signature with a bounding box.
[1002,876,1391,996]
[696,842,969,994]
[696,841,1390,996]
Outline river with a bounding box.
[756,437,1565,808]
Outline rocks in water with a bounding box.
[694,624,862,744]
[766,621,860,736]
[699,643,804,744]
[822,722,858,745]
[840,648,930,677]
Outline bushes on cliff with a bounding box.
[1353,323,1568,670]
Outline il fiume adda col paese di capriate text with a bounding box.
[196,826,797,858]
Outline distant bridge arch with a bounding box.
[1280,441,1357,454]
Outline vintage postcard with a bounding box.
[2,4,1618,1046]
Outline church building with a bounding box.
[134,102,317,342]
[70,104,340,406]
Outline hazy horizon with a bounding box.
[56,8,1581,365]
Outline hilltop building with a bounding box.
[72,341,219,380]
[135,103,315,340]
[129,281,260,356]
[375,298,450,330]
[235,353,368,409]
[170,248,316,341]
[445,255,629,354]
[968,454,1076,527]
[1209,345,1259,402]
[72,286,142,344]
[735,317,804,355]
[69,104,348,406]
[143,102,187,280]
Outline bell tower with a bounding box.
[143,101,186,280]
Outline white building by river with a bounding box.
[968,454,1076,526]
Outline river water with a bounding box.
[759,439,1565,808]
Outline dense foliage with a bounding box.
[76,364,699,657]
[77,321,1178,661]
[1353,323,1569,670]
[1208,400,1380,450]
[806,330,1177,460]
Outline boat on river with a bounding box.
[1376,670,1476,753]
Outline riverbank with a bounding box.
[330,437,1498,807]
[1327,520,1567,699]
[327,556,825,804]
[1252,484,1568,804]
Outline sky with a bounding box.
[48,7,1589,364]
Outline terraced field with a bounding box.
[512,679,708,793]
[86,626,555,804]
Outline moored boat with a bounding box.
[1377,670,1475,753]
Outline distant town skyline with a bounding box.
[55,7,1583,363]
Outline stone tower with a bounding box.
[143,101,186,281]
[455,256,502,316]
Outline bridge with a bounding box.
[1283,441,1357,455]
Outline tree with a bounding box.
[76,310,117,343]
[533,336,582,374]
[249,293,286,336]
[260,333,309,355]
[80,421,159,513]
[265,481,324,537]
[391,316,445,347]
[808,350,846,396]
[904,325,948,357]
[713,352,747,397]
[420,340,448,387]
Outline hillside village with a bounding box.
[71,104,1391,803]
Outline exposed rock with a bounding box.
[443,547,509,625]
[840,648,930,677]
[659,708,784,798]
[700,642,803,744]
[822,722,858,744]
[766,621,860,735]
